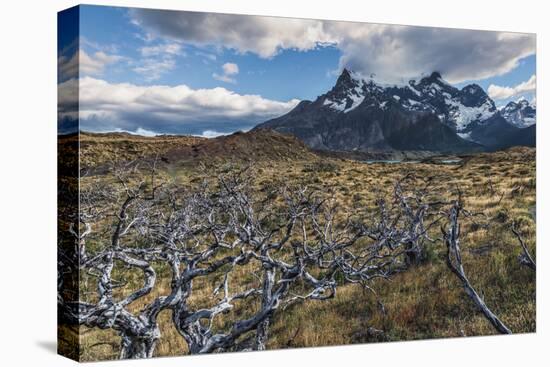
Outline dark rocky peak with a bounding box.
[459,84,494,109]
[318,68,371,112]
[412,71,459,98]
[504,99,533,111]
[518,98,531,107]
[461,83,485,96]
[423,71,443,83]
[504,101,518,110]
[417,71,445,87]
[333,68,360,91]
[337,68,352,83]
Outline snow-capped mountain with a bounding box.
[500,98,536,128]
[255,69,535,153]
[323,70,500,136]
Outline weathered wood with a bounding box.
[59,163,506,359]
[442,201,512,335]
[511,223,536,271]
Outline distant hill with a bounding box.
[80,131,205,168]
[255,69,536,153]
[79,129,317,169]
[163,129,317,164]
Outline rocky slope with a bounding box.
[500,98,536,128]
[256,69,535,152]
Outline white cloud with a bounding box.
[133,57,176,81]
[130,9,333,59]
[81,51,123,75]
[212,73,237,84]
[222,62,239,75]
[195,51,217,62]
[213,62,240,84]
[326,24,535,84]
[57,77,79,122]
[58,77,300,133]
[130,9,536,84]
[139,43,183,57]
[134,127,159,137]
[96,127,160,137]
[58,53,79,81]
[487,74,536,100]
[80,36,119,54]
[58,50,123,80]
[196,130,230,138]
[133,42,184,81]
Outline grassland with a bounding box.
[62,132,535,361]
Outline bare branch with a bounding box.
[441,200,512,334]
[511,223,536,271]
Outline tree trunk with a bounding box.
[255,317,271,351]
[119,326,160,359]
[172,307,211,355]
[255,268,275,350]
[444,202,512,335]
[181,324,210,355]
[457,273,512,334]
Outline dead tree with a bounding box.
[60,162,495,359]
[511,223,536,271]
[164,176,345,353]
[59,162,175,359]
[393,175,432,266]
[441,200,512,334]
[165,172,447,353]
[164,171,417,353]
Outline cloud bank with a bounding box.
[488,74,536,100]
[58,50,123,81]
[58,77,300,135]
[130,9,333,59]
[129,9,535,84]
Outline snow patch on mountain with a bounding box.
[447,99,496,131]
[408,84,422,97]
[323,97,346,112]
[345,88,366,112]
[319,68,534,131]
[457,131,473,141]
[501,99,536,128]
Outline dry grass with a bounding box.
[62,137,535,361]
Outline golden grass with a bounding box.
[63,145,536,361]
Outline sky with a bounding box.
[58,5,536,137]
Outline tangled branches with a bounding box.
[58,164,525,359]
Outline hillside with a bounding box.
[80,129,318,169]
[72,142,536,361]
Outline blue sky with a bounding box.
[78,6,340,101]
[58,5,536,136]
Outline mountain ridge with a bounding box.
[255,69,535,153]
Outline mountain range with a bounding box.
[255,69,536,153]
[500,98,536,128]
